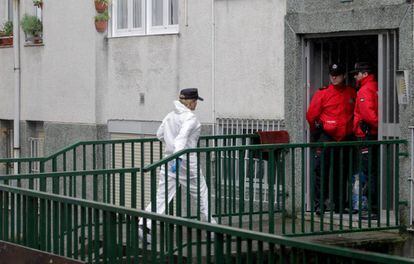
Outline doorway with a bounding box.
[303,31,400,212]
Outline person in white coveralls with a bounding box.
[139,88,216,243]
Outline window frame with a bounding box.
[111,0,179,37]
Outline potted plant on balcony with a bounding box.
[95,0,109,13]
[21,14,43,44]
[0,21,13,46]
[33,0,43,9]
[95,10,109,33]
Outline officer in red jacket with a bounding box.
[352,62,378,139]
[307,63,356,214]
[351,62,379,217]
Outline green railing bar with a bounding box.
[268,150,275,234]
[248,151,254,230]
[0,167,141,180]
[0,157,43,163]
[339,147,344,230]
[301,147,305,234]
[320,147,325,231]
[291,149,295,234]
[395,144,400,225]
[259,151,264,232]
[329,148,334,231]
[140,142,145,210]
[387,144,391,226]
[143,140,407,172]
[286,226,401,238]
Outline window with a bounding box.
[35,2,42,21]
[112,0,178,37]
[7,0,13,21]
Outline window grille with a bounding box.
[29,137,44,173]
[215,118,285,204]
[7,129,13,159]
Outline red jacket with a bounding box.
[353,74,378,138]
[307,84,356,141]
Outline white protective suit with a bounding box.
[140,100,216,228]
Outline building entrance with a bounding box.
[304,31,399,212]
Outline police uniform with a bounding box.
[351,62,379,215]
[353,74,378,138]
[306,83,356,141]
[306,63,356,213]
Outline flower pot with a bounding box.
[95,1,108,13]
[0,35,13,46]
[33,36,43,44]
[95,20,108,33]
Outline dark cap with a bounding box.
[179,88,204,101]
[350,62,373,74]
[328,63,345,76]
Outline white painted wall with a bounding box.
[1,0,287,128]
[21,0,96,123]
[0,49,14,119]
[0,0,97,124]
[215,0,286,120]
[102,0,286,124]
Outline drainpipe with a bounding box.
[211,0,216,135]
[13,0,21,172]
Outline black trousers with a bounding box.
[312,133,351,211]
[357,135,379,211]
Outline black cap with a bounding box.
[350,62,373,74]
[328,63,345,76]
[179,88,204,101]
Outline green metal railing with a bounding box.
[0,168,142,207]
[0,134,258,175]
[0,138,405,237]
[0,134,258,210]
[0,183,412,264]
[143,140,406,236]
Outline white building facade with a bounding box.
[0,0,286,158]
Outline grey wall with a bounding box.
[287,0,407,12]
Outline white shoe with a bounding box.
[138,226,152,244]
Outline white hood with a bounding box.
[157,101,201,158]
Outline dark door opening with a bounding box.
[304,31,399,213]
[305,35,378,114]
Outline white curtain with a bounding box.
[152,0,163,26]
[132,0,142,28]
[169,0,178,25]
[8,0,13,21]
[117,0,128,29]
